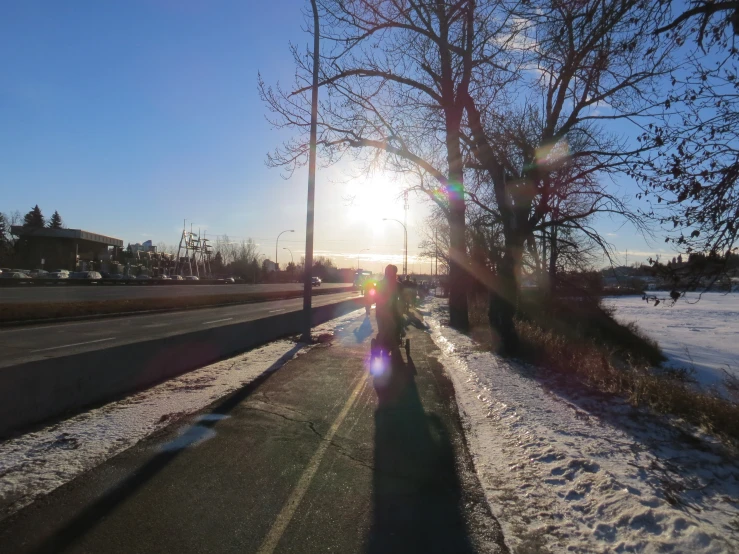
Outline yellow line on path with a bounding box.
[256,370,368,554]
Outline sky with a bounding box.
[0,1,673,273]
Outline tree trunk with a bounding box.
[448,193,468,330]
[548,224,558,296]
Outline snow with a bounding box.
[0,308,365,521]
[424,299,739,554]
[604,292,739,389]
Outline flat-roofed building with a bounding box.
[10,226,123,271]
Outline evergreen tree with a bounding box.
[23,205,45,228]
[0,212,9,249]
[0,213,11,265]
[48,210,63,229]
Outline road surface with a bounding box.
[0,282,351,304]
[0,291,360,368]
[0,313,507,554]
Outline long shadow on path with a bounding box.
[368,351,474,554]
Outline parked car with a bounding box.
[156,275,170,280]
[136,275,151,280]
[29,269,49,278]
[184,275,199,281]
[223,277,235,284]
[311,276,322,286]
[70,271,102,279]
[1,272,31,279]
[170,275,184,281]
[49,271,69,279]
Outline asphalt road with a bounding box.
[0,282,351,304]
[0,291,360,368]
[0,313,507,554]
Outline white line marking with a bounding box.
[256,372,368,554]
[268,309,285,313]
[141,323,171,328]
[30,337,117,353]
[202,317,233,325]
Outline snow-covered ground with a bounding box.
[424,299,739,554]
[604,292,739,390]
[0,308,364,521]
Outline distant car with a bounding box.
[136,275,151,280]
[184,275,199,281]
[170,275,184,281]
[49,272,69,279]
[223,277,235,284]
[311,277,322,286]
[157,275,170,280]
[30,270,49,278]
[1,272,31,279]
[70,271,102,279]
[106,274,125,279]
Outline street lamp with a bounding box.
[283,247,294,265]
[383,218,407,277]
[302,0,320,343]
[357,248,369,270]
[276,229,294,270]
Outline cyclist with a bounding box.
[375,264,404,350]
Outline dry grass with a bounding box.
[469,294,739,444]
[0,286,354,324]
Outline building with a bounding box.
[11,226,123,271]
[128,240,156,253]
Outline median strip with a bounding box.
[0,286,356,326]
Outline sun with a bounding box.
[343,174,405,231]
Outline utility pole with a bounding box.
[302,0,320,343]
[403,190,409,278]
[435,229,438,277]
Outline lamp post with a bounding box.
[283,247,294,265]
[302,0,320,343]
[276,229,294,271]
[357,248,369,270]
[383,218,407,277]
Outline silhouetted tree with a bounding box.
[23,205,45,228]
[48,210,63,229]
[212,251,224,273]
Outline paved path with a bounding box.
[0,291,360,368]
[0,282,350,304]
[0,310,507,553]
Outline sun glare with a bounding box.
[344,174,405,231]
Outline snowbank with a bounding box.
[0,308,365,521]
[424,299,739,553]
[604,292,739,389]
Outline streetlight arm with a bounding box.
[275,229,295,269]
[382,218,408,276]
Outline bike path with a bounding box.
[0,310,507,553]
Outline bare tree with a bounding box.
[634,0,739,286]
[461,0,670,348]
[261,0,522,330]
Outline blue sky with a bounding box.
[0,1,670,272]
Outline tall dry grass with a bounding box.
[469,293,739,443]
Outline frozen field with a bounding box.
[604,292,739,389]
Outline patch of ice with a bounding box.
[0,307,365,521]
[424,299,739,554]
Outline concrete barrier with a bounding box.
[0,297,363,438]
